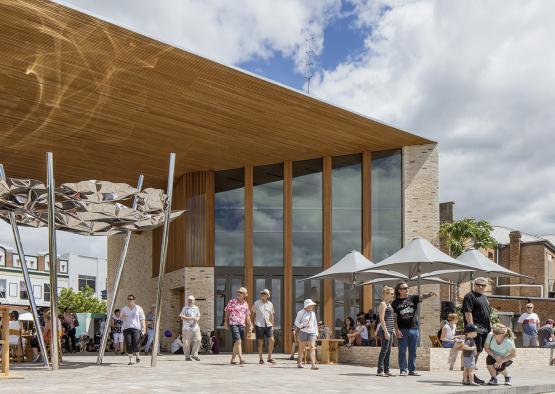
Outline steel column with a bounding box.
[46,152,59,369]
[96,175,144,365]
[0,164,50,368]
[151,153,176,367]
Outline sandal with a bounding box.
[267,359,276,364]
[230,360,238,365]
[259,359,265,364]
[239,360,247,365]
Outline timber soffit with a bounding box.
[0,0,434,187]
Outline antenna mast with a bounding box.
[304,33,314,94]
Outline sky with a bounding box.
[3,0,554,258]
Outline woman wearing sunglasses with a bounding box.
[120,294,146,365]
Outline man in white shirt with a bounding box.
[294,299,319,370]
[518,303,540,347]
[180,295,201,361]
[251,289,276,364]
[120,294,146,365]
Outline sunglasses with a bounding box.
[527,306,533,309]
[237,291,245,295]
[128,298,135,301]
[475,283,487,288]
[399,287,409,290]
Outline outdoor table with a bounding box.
[0,305,23,379]
[317,339,343,364]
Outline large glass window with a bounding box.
[332,154,362,264]
[253,163,283,267]
[20,281,28,300]
[215,169,245,267]
[292,159,323,267]
[0,279,6,298]
[372,149,402,305]
[44,283,51,302]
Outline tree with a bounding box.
[439,217,498,257]
[58,286,106,314]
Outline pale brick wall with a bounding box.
[402,144,441,346]
[107,233,214,351]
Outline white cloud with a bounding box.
[55,0,341,72]
[311,0,555,234]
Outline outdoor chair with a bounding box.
[9,326,24,362]
[429,335,442,348]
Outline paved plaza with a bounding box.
[5,353,555,393]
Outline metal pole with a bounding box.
[0,165,50,368]
[46,152,59,369]
[97,175,144,365]
[417,263,421,347]
[151,153,176,367]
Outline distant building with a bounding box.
[0,245,106,306]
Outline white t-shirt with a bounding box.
[294,309,318,334]
[518,312,540,335]
[170,338,183,354]
[180,305,200,331]
[120,305,146,331]
[356,324,369,340]
[252,299,275,327]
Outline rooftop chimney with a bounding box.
[509,231,521,296]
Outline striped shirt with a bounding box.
[383,303,395,333]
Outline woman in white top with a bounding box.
[120,294,146,365]
[8,311,24,346]
[441,313,461,348]
[294,299,319,370]
[348,318,369,346]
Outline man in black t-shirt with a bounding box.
[392,283,437,376]
[462,277,492,385]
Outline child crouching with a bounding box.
[462,324,479,386]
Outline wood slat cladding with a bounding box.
[152,171,213,277]
[0,0,432,188]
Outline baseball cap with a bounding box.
[260,289,270,297]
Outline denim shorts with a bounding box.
[230,325,245,344]
[463,356,475,369]
[298,331,316,343]
[255,326,273,340]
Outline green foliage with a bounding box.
[439,217,497,257]
[57,286,106,314]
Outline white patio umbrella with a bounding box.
[305,250,407,284]
[361,276,449,287]
[18,311,34,321]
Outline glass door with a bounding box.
[253,274,283,352]
[215,271,244,352]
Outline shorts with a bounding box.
[113,332,124,343]
[486,355,513,372]
[463,356,476,369]
[474,332,488,354]
[298,331,316,343]
[442,341,454,348]
[230,325,245,344]
[255,326,273,340]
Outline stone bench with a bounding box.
[339,346,553,371]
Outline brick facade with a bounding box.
[402,144,441,345]
[107,232,215,350]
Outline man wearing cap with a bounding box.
[224,286,252,365]
[462,277,492,385]
[251,289,276,364]
[538,319,554,348]
[294,299,319,370]
[180,295,201,361]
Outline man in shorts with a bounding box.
[462,277,491,385]
[251,289,276,364]
[518,303,540,347]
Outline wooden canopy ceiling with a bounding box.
[0,0,433,188]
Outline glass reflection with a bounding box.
[332,154,362,264]
[253,163,283,267]
[371,149,402,307]
[292,159,322,267]
[215,169,244,267]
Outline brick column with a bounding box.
[402,144,440,347]
[509,231,521,296]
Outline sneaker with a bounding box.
[297,364,304,369]
[408,372,420,376]
[191,356,200,361]
[385,372,395,377]
[288,355,295,360]
[128,361,133,365]
[488,377,498,386]
[474,376,485,385]
[504,376,512,386]
[377,372,387,377]
[136,356,141,364]
[461,380,469,385]
[311,365,319,370]
[400,371,408,376]
[186,357,192,361]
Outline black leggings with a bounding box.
[123,328,142,354]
